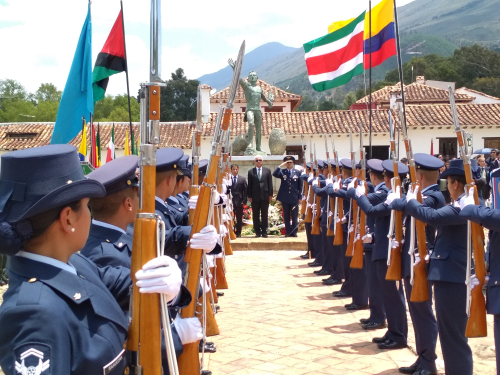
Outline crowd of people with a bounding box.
[298,151,499,375]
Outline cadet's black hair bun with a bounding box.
[0,220,33,255]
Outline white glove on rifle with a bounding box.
[354,233,360,243]
[190,225,218,252]
[341,216,347,224]
[206,254,215,268]
[222,213,230,223]
[391,239,400,249]
[200,277,211,294]
[385,186,401,205]
[356,181,365,197]
[312,179,318,187]
[348,225,354,234]
[470,274,480,290]
[220,193,228,205]
[301,171,307,176]
[173,315,203,344]
[223,177,232,187]
[347,178,357,190]
[362,233,372,243]
[188,195,198,210]
[326,178,333,186]
[333,180,340,192]
[307,172,314,183]
[219,225,228,237]
[406,185,419,203]
[460,187,475,210]
[136,256,182,301]
[328,211,333,217]
[414,252,421,266]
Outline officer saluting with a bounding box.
[273,156,302,237]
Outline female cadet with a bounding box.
[0,145,183,375]
[403,159,473,375]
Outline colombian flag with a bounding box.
[363,0,396,69]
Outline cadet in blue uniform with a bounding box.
[167,155,190,226]
[387,154,443,375]
[300,162,316,259]
[308,161,326,270]
[402,159,474,375]
[273,156,302,237]
[351,159,408,350]
[0,145,184,375]
[177,159,191,206]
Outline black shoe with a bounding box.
[413,370,437,375]
[398,362,418,374]
[362,321,387,330]
[316,270,330,276]
[323,279,342,285]
[201,371,212,375]
[214,305,220,312]
[359,318,370,324]
[345,304,369,311]
[333,291,351,298]
[255,234,261,238]
[200,344,217,353]
[262,234,268,238]
[236,234,241,238]
[377,339,406,350]
[308,261,321,267]
[216,292,224,297]
[371,336,387,344]
[300,253,310,259]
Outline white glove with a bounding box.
[391,239,400,249]
[385,186,401,205]
[348,225,354,233]
[460,187,475,210]
[190,225,218,252]
[301,170,307,176]
[470,274,480,290]
[223,177,232,187]
[406,185,419,203]
[219,225,228,237]
[200,278,211,294]
[356,182,366,197]
[347,178,357,190]
[333,180,340,192]
[222,213,230,223]
[326,178,333,186]
[341,216,347,224]
[328,211,333,217]
[188,195,198,210]
[136,256,182,301]
[173,315,203,344]
[354,233,360,243]
[206,254,215,268]
[220,193,228,205]
[312,179,318,187]
[362,233,372,243]
[307,172,314,183]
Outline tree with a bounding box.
[35,83,61,102]
[0,79,26,100]
[160,68,199,121]
[35,101,59,122]
[471,77,500,99]
[318,100,338,111]
[343,92,357,109]
[296,95,317,111]
[93,94,140,122]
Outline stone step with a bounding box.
[230,231,307,251]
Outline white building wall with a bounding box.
[455,88,500,105]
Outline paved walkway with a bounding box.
[205,251,496,375]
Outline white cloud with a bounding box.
[0,0,415,97]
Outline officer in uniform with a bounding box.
[387,154,443,375]
[308,160,326,269]
[167,155,190,226]
[273,156,302,237]
[351,159,408,350]
[0,145,184,375]
[300,162,316,259]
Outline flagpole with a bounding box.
[369,0,373,159]
[393,0,408,130]
[121,0,135,154]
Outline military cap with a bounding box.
[306,162,316,171]
[440,159,465,178]
[340,158,354,170]
[366,159,384,174]
[87,155,139,195]
[179,155,192,179]
[317,160,325,169]
[414,153,444,171]
[382,159,409,176]
[156,148,184,173]
[283,155,296,162]
[199,159,209,174]
[0,145,105,223]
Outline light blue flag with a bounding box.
[51,4,93,144]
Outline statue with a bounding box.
[229,59,275,154]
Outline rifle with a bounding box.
[128,1,176,374]
[300,135,308,217]
[386,111,403,280]
[189,86,202,225]
[351,126,366,269]
[448,87,487,338]
[331,134,344,246]
[346,131,358,257]
[311,144,322,235]
[177,40,245,374]
[322,134,334,237]
[399,102,429,302]
[304,139,314,223]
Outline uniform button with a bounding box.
[29,278,36,283]
[437,255,440,258]
[124,367,130,375]
[118,242,123,248]
[106,239,110,242]
[74,293,82,300]
[164,211,167,214]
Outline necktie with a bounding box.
[233,176,236,186]
[258,168,261,181]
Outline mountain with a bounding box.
[197,42,297,91]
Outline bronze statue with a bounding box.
[229,59,275,154]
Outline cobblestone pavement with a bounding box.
[204,251,496,375]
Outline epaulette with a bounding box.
[16,279,44,306]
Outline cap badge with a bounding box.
[74,293,81,300]
[127,180,131,185]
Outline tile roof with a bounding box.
[200,84,212,90]
[456,87,500,101]
[355,82,474,105]
[210,79,303,111]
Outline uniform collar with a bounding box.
[155,196,169,209]
[16,251,77,275]
[92,219,127,235]
[421,184,439,194]
[168,196,180,204]
[89,223,132,249]
[375,182,386,191]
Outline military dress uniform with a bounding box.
[405,159,474,375]
[353,159,408,349]
[167,195,189,226]
[309,162,326,268]
[300,163,316,259]
[273,156,302,237]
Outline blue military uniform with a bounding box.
[309,161,326,268]
[405,159,474,375]
[273,155,302,237]
[353,159,408,349]
[167,196,189,226]
[300,163,316,259]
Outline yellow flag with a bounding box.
[78,120,87,159]
[124,130,130,156]
[328,17,356,33]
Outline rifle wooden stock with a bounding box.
[301,182,308,216]
[311,178,321,235]
[327,196,335,237]
[127,219,142,352]
[346,202,358,257]
[350,208,365,268]
[229,220,237,240]
[333,198,344,245]
[386,210,403,280]
[215,257,229,289]
[196,294,219,337]
[224,234,233,255]
[304,189,313,223]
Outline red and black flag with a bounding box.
[92,11,126,102]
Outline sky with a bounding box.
[0,0,415,97]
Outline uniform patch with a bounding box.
[14,344,51,374]
[103,349,125,375]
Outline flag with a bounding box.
[328,18,356,34]
[78,117,87,161]
[130,129,135,155]
[92,11,126,102]
[364,0,396,69]
[106,124,116,162]
[51,4,93,145]
[90,122,98,168]
[96,123,102,167]
[124,129,130,156]
[134,134,140,156]
[304,12,365,92]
